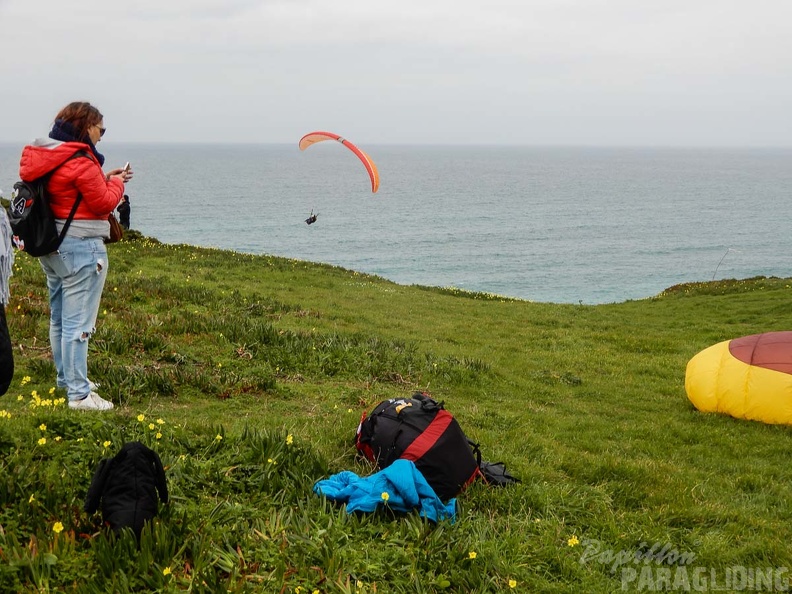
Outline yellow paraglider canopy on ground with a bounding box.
[685,331,792,425]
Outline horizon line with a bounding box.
[1,140,790,150]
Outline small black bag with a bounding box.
[479,460,521,487]
[84,441,168,538]
[7,150,87,257]
[356,392,482,501]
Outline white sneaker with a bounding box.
[69,391,114,411]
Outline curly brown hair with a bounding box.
[54,101,104,142]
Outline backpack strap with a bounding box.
[53,150,90,246]
[467,438,482,468]
[400,409,455,462]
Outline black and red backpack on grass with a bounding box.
[355,392,483,501]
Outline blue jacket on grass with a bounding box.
[313,459,457,522]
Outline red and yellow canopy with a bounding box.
[685,331,792,425]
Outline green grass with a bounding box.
[1,232,792,593]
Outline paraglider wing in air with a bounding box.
[298,131,380,193]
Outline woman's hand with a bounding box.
[106,166,134,183]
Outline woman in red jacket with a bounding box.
[19,101,132,411]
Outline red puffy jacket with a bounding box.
[19,140,123,220]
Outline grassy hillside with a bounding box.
[1,234,791,593]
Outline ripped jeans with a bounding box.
[39,237,108,402]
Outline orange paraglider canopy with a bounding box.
[298,131,380,193]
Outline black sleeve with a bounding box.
[0,305,14,396]
[84,458,112,513]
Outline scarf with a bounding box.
[49,119,105,166]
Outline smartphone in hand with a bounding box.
[123,162,131,172]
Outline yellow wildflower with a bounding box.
[156,432,162,440]
[103,441,112,448]
[567,535,580,547]
[48,387,56,395]
[381,492,390,502]
[37,437,46,446]
[157,418,165,425]
[53,522,64,534]
[163,567,172,576]
[137,414,145,422]
[286,434,294,445]
[148,423,155,430]
[28,494,35,503]
[215,434,223,441]
[39,424,47,431]
[509,579,517,588]
[468,551,477,559]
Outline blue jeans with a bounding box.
[39,237,108,401]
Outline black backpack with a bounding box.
[84,441,168,538]
[355,392,483,501]
[7,150,87,257]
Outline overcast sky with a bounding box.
[1,0,790,146]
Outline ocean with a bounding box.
[1,142,791,304]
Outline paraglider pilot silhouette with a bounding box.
[305,210,318,225]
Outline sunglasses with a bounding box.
[95,125,106,137]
